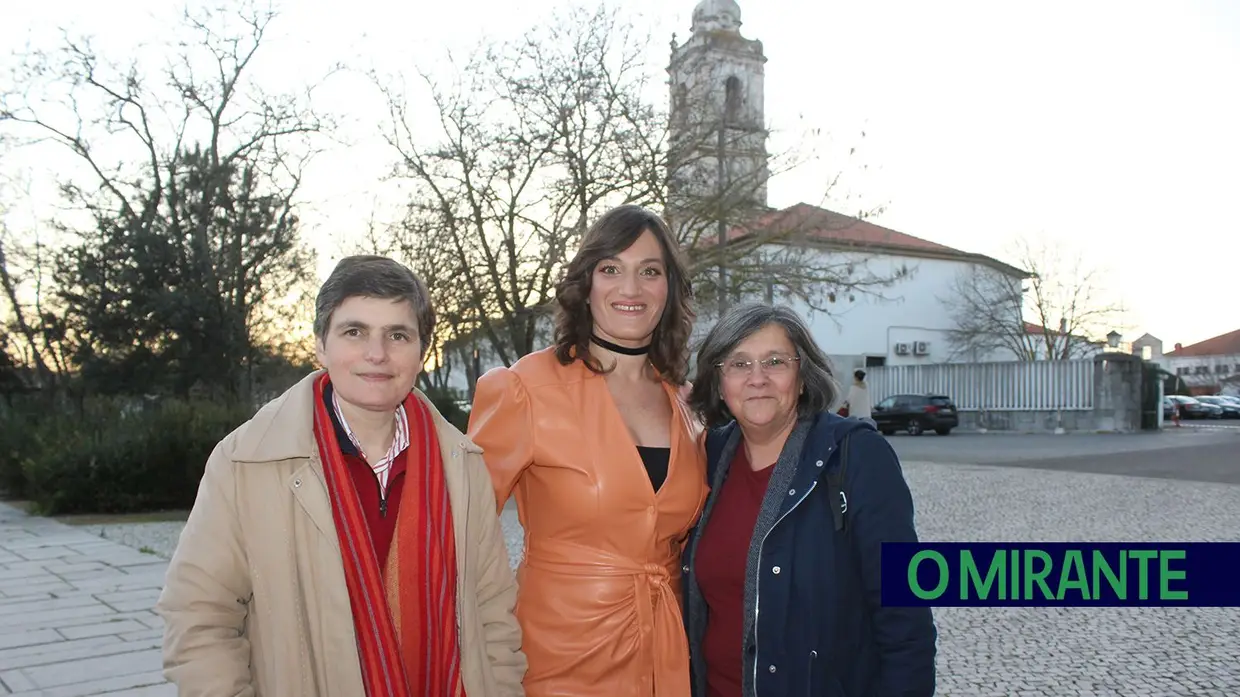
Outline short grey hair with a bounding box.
[688,303,840,427]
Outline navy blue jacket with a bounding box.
[681,412,937,697]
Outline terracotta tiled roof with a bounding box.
[1021,321,1094,342]
[1165,328,1240,357]
[714,203,1029,277]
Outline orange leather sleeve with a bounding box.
[467,366,535,514]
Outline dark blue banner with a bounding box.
[880,542,1240,607]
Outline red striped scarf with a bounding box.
[312,374,465,697]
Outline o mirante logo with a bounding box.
[880,543,1240,607]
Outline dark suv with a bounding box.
[872,394,959,436]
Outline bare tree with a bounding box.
[0,151,70,394]
[373,5,665,369]
[374,4,901,373]
[0,1,334,396]
[942,237,1124,361]
[0,220,66,391]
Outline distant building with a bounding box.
[664,1,1032,376]
[666,0,769,222]
[1129,332,1164,362]
[690,203,1031,374]
[1162,328,1240,396]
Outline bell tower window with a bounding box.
[724,76,742,124]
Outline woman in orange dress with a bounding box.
[468,205,707,697]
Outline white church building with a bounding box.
[666,0,1031,376]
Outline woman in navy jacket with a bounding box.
[682,303,937,697]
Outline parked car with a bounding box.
[1166,395,1223,419]
[1196,396,1240,419]
[1217,395,1240,408]
[872,393,959,435]
[1162,396,1176,420]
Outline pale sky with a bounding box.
[3,0,1238,348]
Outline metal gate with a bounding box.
[1140,362,1163,430]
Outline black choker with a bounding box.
[590,334,651,356]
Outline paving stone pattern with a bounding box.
[0,503,172,696]
[11,459,1240,695]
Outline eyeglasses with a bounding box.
[715,354,800,378]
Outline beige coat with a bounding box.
[156,371,526,697]
[846,381,872,419]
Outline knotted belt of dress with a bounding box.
[526,539,691,696]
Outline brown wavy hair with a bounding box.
[553,205,695,384]
[314,255,435,359]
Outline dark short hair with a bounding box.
[313,255,436,358]
[688,303,840,426]
[855,369,866,381]
[553,205,694,384]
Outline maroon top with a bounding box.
[694,445,775,697]
[324,384,409,571]
[343,450,408,571]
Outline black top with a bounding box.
[636,445,671,493]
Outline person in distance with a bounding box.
[468,205,708,696]
[682,303,937,697]
[157,255,526,697]
[844,368,873,420]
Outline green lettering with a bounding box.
[1010,548,1019,600]
[908,551,949,600]
[1092,550,1126,599]
[1129,550,1158,600]
[1056,550,1091,600]
[1023,550,1054,599]
[1159,550,1188,601]
[961,550,1005,600]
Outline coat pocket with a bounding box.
[805,649,844,697]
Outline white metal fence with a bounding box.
[864,360,1095,411]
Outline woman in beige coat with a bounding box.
[156,256,526,697]
[845,369,873,419]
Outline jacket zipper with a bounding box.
[752,479,817,697]
[377,478,388,518]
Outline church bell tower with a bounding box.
[666,0,770,234]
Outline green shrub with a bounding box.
[0,403,38,498]
[422,386,471,433]
[19,396,254,515]
[6,385,473,515]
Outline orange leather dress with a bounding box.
[468,348,708,697]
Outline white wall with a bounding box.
[691,247,1027,375]
[1166,352,1240,392]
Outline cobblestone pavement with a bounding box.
[8,458,1240,695]
[897,461,1240,696]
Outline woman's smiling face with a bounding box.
[588,229,668,348]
